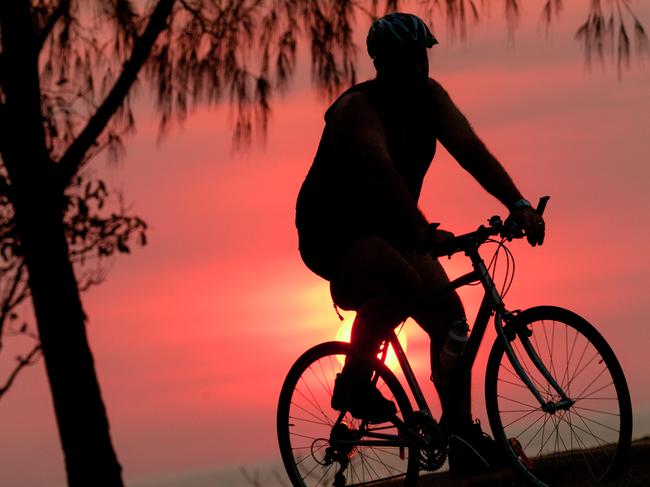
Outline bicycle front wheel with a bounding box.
[485,306,632,486]
[277,341,419,487]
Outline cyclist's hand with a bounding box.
[417,223,455,254]
[508,206,545,246]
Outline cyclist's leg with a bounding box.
[407,254,472,429]
[331,235,421,358]
[409,254,506,474]
[329,235,421,419]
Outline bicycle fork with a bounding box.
[471,249,574,414]
[497,311,574,413]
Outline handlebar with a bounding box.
[429,196,550,258]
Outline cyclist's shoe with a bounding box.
[447,419,508,479]
[331,372,397,423]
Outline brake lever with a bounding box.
[501,218,524,241]
[537,195,550,216]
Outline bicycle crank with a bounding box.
[405,412,447,471]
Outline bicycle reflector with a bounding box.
[509,437,534,470]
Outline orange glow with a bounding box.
[335,316,408,372]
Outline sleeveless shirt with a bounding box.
[295,78,438,278]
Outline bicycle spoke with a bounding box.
[497,377,529,389]
[349,456,359,485]
[503,408,542,429]
[499,362,541,392]
[570,409,620,435]
[358,450,374,482]
[497,394,539,410]
[563,323,570,393]
[573,367,610,403]
[289,415,332,427]
[363,447,403,476]
[318,358,332,398]
[300,457,324,483]
[521,413,550,451]
[291,398,332,426]
[296,444,326,467]
[551,414,560,457]
[567,350,602,391]
[327,355,338,386]
[571,405,619,417]
[294,384,330,425]
[567,330,578,389]
[558,414,610,446]
[568,338,591,392]
[300,373,335,424]
[531,327,553,399]
[567,422,600,478]
[289,430,321,441]
[535,413,552,457]
[561,411,608,480]
[370,446,404,458]
[541,320,560,394]
[574,381,615,401]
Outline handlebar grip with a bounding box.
[536,196,550,216]
[429,237,466,259]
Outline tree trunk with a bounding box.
[0,2,124,486]
[12,179,125,487]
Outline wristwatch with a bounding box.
[512,198,532,210]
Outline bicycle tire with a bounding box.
[485,306,632,486]
[277,341,419,487]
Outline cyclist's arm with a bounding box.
[429,79,545,245]
[328,92,429,243]
[429,79,523,209]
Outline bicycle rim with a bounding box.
[277,341,418,487]
[485,306,632,486]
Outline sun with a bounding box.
[335,316,407,372]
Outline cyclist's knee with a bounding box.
[357,294,412,333]
[329,236,421,311]
[445,291,465,324]
[416,290,466,341]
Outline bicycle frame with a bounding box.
[384,239,574,426]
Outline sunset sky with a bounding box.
[1,1,649,486]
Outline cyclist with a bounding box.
[295,12,545,475]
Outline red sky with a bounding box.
[1,2,649,486]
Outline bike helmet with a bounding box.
[366,13,438,59]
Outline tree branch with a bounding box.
[0,262,26,343]
[56,0,176,189]
[35,0,70,54]
[0,344,41,399]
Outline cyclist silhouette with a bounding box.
[295,12,545,476]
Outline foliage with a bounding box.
[0,0,647,401]
[0,167,146,398]
[543,0,649,78]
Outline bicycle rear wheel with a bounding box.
[277,341,418,487]
[485,306,632,486]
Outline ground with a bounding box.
[377,437,649,486]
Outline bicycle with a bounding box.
[277,197,632,487]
